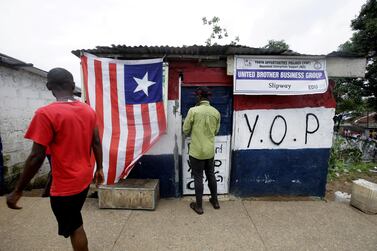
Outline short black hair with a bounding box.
[194,87,211,98]
[47,68,74,90]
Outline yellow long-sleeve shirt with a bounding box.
[183,101,220,160]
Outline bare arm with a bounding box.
[92,127,104,187]
[7,142,46,209]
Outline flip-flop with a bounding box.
[190,202,203,215]
[209,198,220,209]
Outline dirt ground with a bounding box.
[325,170,377,201]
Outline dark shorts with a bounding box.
[50,186,89,238]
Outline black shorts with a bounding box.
[50,186,89,238]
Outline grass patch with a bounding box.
[328,135,377,181]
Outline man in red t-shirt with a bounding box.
[6,68,104,251]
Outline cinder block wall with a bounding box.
[0,66,54,191]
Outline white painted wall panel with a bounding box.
[327,57,366,78]
[146,100,182,155]
[234,107,335,150]
[182,135,231,195]
[0,66,54,182]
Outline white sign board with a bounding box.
[234,56,328,95]
[182,135,231,195]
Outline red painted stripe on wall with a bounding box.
[183,67,232,85]
[234,80,336,110]
[167,61,337,110]
[168,61,232,100]
[168,66,180,100]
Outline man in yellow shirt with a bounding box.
[183,87,221,214]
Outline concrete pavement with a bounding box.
[0,196,376,251]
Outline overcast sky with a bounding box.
[0,0,367,86]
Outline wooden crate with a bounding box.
[98,179,159,210]
[350,179,377,214]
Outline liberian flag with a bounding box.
[80,53,167,184]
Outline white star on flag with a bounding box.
[133,72,156,96]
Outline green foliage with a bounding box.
[333,78,368,113]
[202,16,240,46]
[329,136,361,167]
[263,40,290,51]
[328,160,376,181]
[338,41,356,53]
[328,135,376,181]
[350,0,377,55]
[337,0,377,111]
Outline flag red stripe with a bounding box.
[107,63,120,184]
[125,104,136,168]
[94,60,104,140]
[81,56,90,106]
[141,103,151,152]
[156,101,167,134]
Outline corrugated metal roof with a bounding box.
[71,44,303,59]
[0,52,47,77]
[0,52,82,96]
[327,51,365,58]
[355,112,377,124]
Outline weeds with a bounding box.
[328,135,377,181]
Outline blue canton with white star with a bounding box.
[124,62,162,104]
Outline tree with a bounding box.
[332,78,366,113]
[263,40,290,50]
[337,0,377,112]
[202,16,240,46]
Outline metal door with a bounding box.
[181,86,233,194]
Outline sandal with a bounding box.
[190,202,203,215]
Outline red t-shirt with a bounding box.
[25,100,97,196]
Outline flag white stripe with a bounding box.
[133,104,144,159]
[149,102,159,143]
[115,64,127,181]
[87,58,96,110]
[101,62,112,183]
[86,57,98,172]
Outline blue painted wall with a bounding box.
[181,87,233,136]
[127,154,179,198]
[230,149,330,197]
